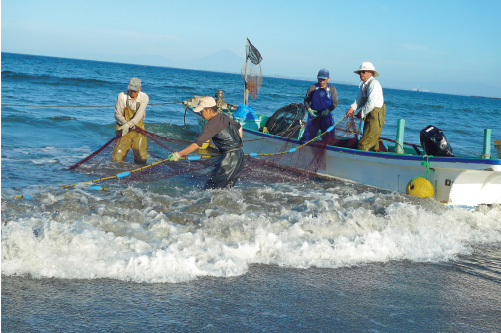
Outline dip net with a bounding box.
[241,38,263,100]
[66,107,362,188]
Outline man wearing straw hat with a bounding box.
[112,77,149,163]
[169,96,244,189]
[346,62,386,151]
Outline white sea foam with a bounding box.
[2,184,501,283]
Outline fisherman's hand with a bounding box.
[118,122,132,136]
[169,152,181,162]
[346,109,354,117]
[308,108,316,117]
[321,109,330,117]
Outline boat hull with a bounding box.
[188,108,501,207]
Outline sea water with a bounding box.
[2,52,501,331]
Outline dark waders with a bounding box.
[205,115,244,189]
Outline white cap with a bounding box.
[354,62,379,77]
[193,96,217,112]
[128,77,141,91]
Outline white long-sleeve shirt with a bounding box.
[350,77,384,118]
[114,91,149,126]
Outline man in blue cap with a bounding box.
[300,68,338,142]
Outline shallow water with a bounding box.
[2,52,501,330]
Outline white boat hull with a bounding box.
[189,109,501,207]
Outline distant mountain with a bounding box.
[180,49,244,74]
[90,49,245,73]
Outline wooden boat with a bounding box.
[184,96,501,208]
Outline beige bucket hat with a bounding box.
[354,62,379,77]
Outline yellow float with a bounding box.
[406,177,434,198]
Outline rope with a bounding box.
[1,102,183,108]
[59,153,214,189]
[409,155,432,187]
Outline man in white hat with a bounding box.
[346,62,386,151]
[169,96,245,189]
[112,77,149,163]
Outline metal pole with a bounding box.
[243,58,249,105]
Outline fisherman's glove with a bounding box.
[118,121,133,136]
[308,108,316,117]
[321,109,330,117]
[170,152,181,162]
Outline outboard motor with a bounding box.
[420,125,454,157]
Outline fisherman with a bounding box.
[112,77,149,164]
[346,62,386,151]
[300,68,339,142]
[169,96,245,189]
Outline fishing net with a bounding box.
[264,103,306,137]
[239,106,362,182]
[241,38,263,100]
[67,129,220,186]
[65,106,362,188]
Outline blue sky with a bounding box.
[2,0,501,97]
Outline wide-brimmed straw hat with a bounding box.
[354,62,379,77]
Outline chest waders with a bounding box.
[205,115,245,190]
[111,96,148,164]
[358,80,386,151]
[300,85,335,142]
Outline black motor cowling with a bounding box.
[420,125,454,157]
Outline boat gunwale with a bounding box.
[242,126,501,166]
[186,104,501,166]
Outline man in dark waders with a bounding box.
[346,62,386,151]
[169,96,245,189]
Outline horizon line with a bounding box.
[3,51,500,100]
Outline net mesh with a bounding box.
[241,39,263,100]
[241,107,362,182]
[66,108,362,188]
[241,63,263,101]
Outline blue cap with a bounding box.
[317,68,329,80]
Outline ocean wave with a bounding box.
[49,116,77,121]
[2,70,112,87]
[2,183,500,283]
